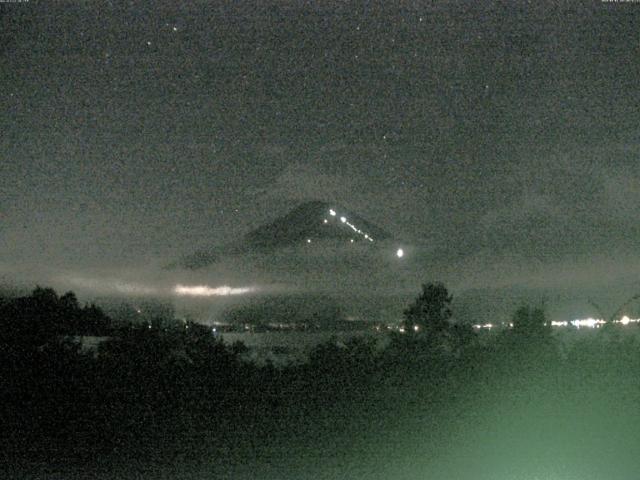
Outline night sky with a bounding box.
[2,1,640,309]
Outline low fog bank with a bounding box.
[3,247,640,327]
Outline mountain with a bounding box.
[177,200,394,269]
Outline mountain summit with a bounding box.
[178,201,393,269]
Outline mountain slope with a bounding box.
[178,200,393,269]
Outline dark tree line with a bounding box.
[0,287,112,346]
[2,282,637,470]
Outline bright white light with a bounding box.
[472,323,494,329]
[323,219,328,224]
[327,211,376,244]
[570,317,605,329]
[350,238,354,243]
[621,315,630,325]
[307,238,312,244]
[413,324,420,332]
[396,248,404,258]
[173,284,256,297]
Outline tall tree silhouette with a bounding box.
[402,282,453,336]
[511,305,550,339]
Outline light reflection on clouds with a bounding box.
[173,284,257,297]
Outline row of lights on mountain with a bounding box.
[306,208,404,259]
[327,208,375,242]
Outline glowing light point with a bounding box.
[350,238,354,243]
[306,238,312,244]
[396,248,404,258]
[329,209,336,216]
[340,216,346,223]
[323,219,328,224]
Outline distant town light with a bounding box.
[340,216,347,223]
[323,219,328,224]
[329,209,336,216]
[396,248,404,258]
[571,318,604,328]
[307,238,312,244]
[470,317,640,330]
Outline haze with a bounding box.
[2,1,640,318]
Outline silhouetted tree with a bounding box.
[511,305,550,339]
[0,286,60,349]
[59,291,80,311]
[402,282,453,336]
[385,282,464,366]
[0,287,114,350]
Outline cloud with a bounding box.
[244,163,357,205]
